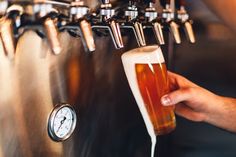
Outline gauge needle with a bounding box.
[57,116,66,132]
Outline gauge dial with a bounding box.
[48,104,77,142]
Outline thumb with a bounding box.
[161,88,193,106]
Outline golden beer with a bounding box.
[135,63,175,135]
[122,45,176,136]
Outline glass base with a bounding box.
[154,120,176,135]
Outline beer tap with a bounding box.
[0,0,8,18]
[0,3,22,59]
[144,0,165,45]
[175,0,195,43]
[119,0,146,47]
[160,0,181,44]
[33,0,62,55]
[91,0,124,49]
[60,0,95,52]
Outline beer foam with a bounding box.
[122,45,164,157]
[121,45,164,64]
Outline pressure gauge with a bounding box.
[48,104,77,142]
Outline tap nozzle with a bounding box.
[176,0,195,43]
[67,0,95,52]
[160,0,181,44]
[33,3,62,55]
[0,1,8,17]
[44,17,61,55]
[0,4,23,59]
[0,17,15,59]
[91,0,123,49]
[144,1,165,45]
[119,0,146,47]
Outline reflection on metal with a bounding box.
[184,21,195,43]
[0,18,15,59]
[91,0,124,49]
[153,22,165,45]
[0,31,78,156]
[44,18,62,55]
[170,21,181,44]
[133,22,146,46]
[144,2,165,45]
[80,20,95,52]
[120,1,146,47]
[48,104,77,142]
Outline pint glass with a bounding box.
[121,45,176,135]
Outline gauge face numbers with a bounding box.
[48,104,77,142]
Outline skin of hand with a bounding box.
[161,71,236,133]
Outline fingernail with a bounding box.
[161,95,172,106]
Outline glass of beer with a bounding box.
[121,45,176,136]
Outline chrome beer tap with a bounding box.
[33,0,62,55]
[144,0,165,45]
[175,0,195,43]
[60,0,95,52]
[91,0,124,49]
[119,0,146,47]
[0,0,8,18]
[160,0,181,44]
[0,2,22,59]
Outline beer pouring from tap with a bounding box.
[91,0,124,49]
[175,0,195,43]
[144,0,165,45]
[160,0,181,44]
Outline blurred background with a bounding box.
[0,0,236,157]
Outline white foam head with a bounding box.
[121,45,165,157]
[121,45,164,64]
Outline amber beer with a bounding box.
[122,46,176,135]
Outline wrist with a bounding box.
[204,95,236,132]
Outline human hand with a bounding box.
[161,71,236,133]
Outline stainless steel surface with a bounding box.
[0,18,15,59]
[2,1,236,157]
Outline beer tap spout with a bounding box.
[119,0,146,47]
[59,0,95,52]
[0,4,23,59]
[176,0,195,43]
[160,0,181,44]
[144,0,165,45]
[91,0,124,49]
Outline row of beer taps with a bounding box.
[0,0,195,59]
